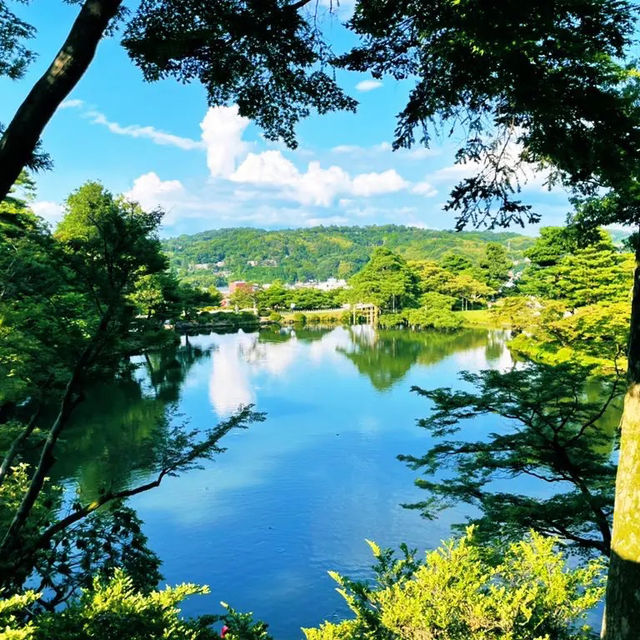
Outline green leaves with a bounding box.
[305,531,605,640]
[348,248,419,312]
[403,362,622,555]
[341,0,640,228]
[122,0,356,148]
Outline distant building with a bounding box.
[316,278,347,291]
[229,281,256,294]
[192,263,210,270]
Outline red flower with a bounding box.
[221,625,230,638]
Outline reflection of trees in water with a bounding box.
[53,341,210,500]
[257,326,331,344]
[485,330,509,362]
[339,328,491,391]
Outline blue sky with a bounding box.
[1,0,573,237]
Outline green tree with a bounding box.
[303,531,605,640]
[348,248,419,313]
[0,181,262,599]
[229,284,259,311]
[0,0,355,200]
[525,227,579,267]
[520,231,633,310]
[401,362,622,556]
[439,251,473,274]
[479,242,512,289]
[258,281,289,311]
[342,4,640,629]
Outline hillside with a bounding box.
[162,225,535,286]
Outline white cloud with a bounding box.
[330,141,440,160]
[200,105,250,178]
[231,150,300,187]
[331,144,361,154]
[32,201,63,225]
[231,150,407,206]
[352,170,408,196]
[411,181,438,197]
[355,79,383,92]
[60,99,84,109]
[86,110,204,150]
[124,172,185,211]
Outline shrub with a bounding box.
[378,314,405,329]
[303,530,604,640]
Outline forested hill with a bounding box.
[162,225,535,285]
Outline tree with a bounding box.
[348,248,419,312]
[258,281,289,311]
[0,0,356,200]
[439,251,473,274]
[229,283,259,311]
[341,4,640,633]
[519,231,633,310]
[0,181,262,598]
[401,362,623,557]
[479,242,512,289]
[525,227,579,267]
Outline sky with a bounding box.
[1,0,573,237]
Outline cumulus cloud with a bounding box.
[411,181,438,197]
[200,105,250,177]
[32,201,64,225]
[355,79,383,92]
[86,110,204,150]
[230,150,407,206]
[124,172,186,211]
[352,170,408,196]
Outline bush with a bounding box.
[1,532,604,640]
[292,312,307,325]
[378,314,405,329]
[1,570,217,640]
[303,530,604,640]
[403,307,463,331]
[268,311,283,324]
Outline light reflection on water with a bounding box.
[58,327,527,637]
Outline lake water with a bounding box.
[54,326,535,637]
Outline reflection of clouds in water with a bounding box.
[454,346,495,370]
[243,336,299,376]
[209,332,255,415]
[307,327,353,366]
[210,329,362,415]
[454,331,514,372]
[349,324,376,347]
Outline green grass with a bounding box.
[457,309,507,329]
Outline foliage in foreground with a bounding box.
[0,531,604,640]
[0,569,217,640]
[304,530,604,640]
[401,362,622,556]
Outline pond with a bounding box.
[53,326,533,637]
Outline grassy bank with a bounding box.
[457,309,508,330]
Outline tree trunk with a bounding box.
[604,239,640,639]
[0,0,122,201]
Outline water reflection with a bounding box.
[53,326,518,638]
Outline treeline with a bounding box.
[227,241,511,333]
[346,242,511,330]
[492,227,634,368]
[162,225,533,286]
